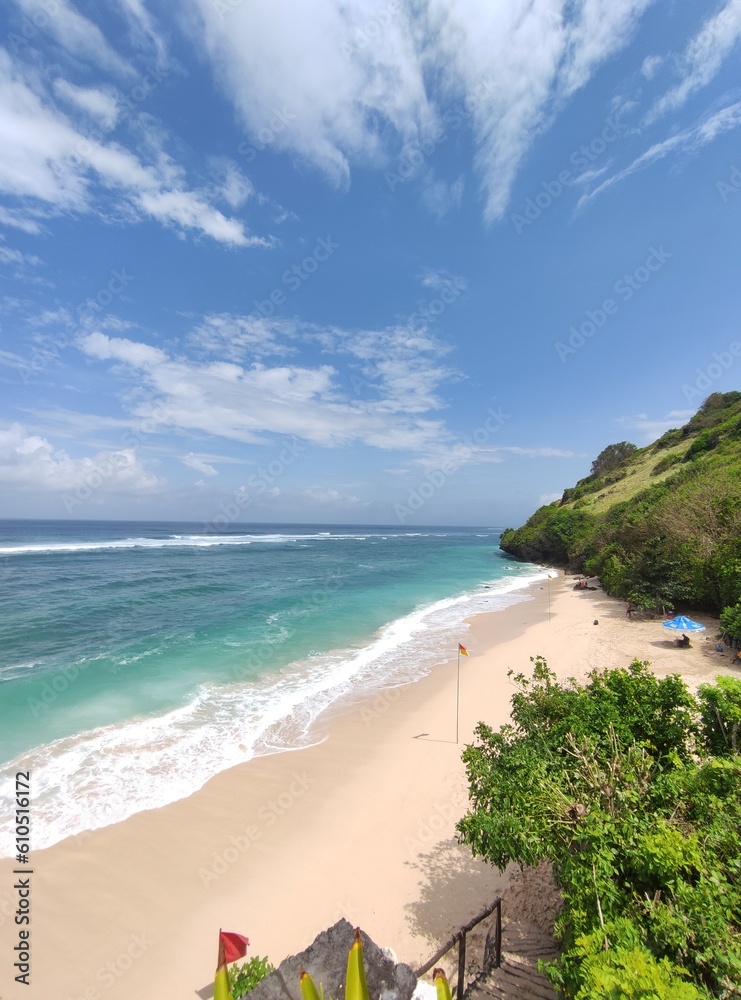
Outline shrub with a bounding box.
[457,661,741,999]
[229,956,275,998]
[720,599,741,642]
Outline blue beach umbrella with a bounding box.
[661,615,706,632]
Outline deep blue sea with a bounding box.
[0,520,547,853]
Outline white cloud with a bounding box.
[53,79,120,129]
[615,409,696,442]
[578,101,741,207]
[0,206,44,235]
[11,0,134,78]
[419,268,468,292]
[136,189,260,246]
[181,453,218,476]
[649,0,741,121]
[641,54,663,79]
[180,0,655,223]
[190,314,297,360]
[80,331,167,367]
[422,0,653,222]
[183,0,437,188]
[76,328,452,453]
[502,446,578,458]
[316,323,453,415]
[208,159,255,208]
[558,0,655,97]
[303,486,364,506]
[0,243,41,268]
[419,172,465,219]
[0,51,261,246]
[0,422,162,494]
[117,0,168,68]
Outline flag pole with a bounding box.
[456,645,460,744]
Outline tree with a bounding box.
[720,599,741,643]
[457,660,741,998]
[590,441,638,477]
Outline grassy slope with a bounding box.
[500,392,741,611]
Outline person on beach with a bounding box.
[626,602,633,619]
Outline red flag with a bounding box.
[220,930,250,964]
[458,643,470,656]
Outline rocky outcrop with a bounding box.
[247,919,417,1000]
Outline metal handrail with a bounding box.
[414,897,502,999]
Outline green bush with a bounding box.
[229,956,275,998]
[720,600,741,642]
[651,453,683,476]
[457,661,741,999]
[699,676,741,755]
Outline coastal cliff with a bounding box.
[500,391,741,613]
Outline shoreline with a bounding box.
[0,575,735,999]
[0,560,548,855]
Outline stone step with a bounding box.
[466,957,558,1000]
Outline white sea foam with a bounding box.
[0,565,549,855]
[0,532,447,557]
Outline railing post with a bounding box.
[495,898,502,969]
[457,932,466,999]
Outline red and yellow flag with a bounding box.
[214,930,249,1000]
[458,643,469,656]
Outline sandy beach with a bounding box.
[0,575,736,1000]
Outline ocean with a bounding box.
[0,520,547,854]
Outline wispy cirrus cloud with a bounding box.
[615,409,696,442]
[179,0,658,223]
[647,0,741,122]
[11,0,134,78]
[578,101,741,208]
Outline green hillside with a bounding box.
[500,391,741,614]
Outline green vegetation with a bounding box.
[720,600,741,643]
[457,659,741,999]
[229,956,275,998]
[500,391,741,615]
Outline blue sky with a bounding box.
[0,0,740,527]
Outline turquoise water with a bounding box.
[0,520,546,852]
